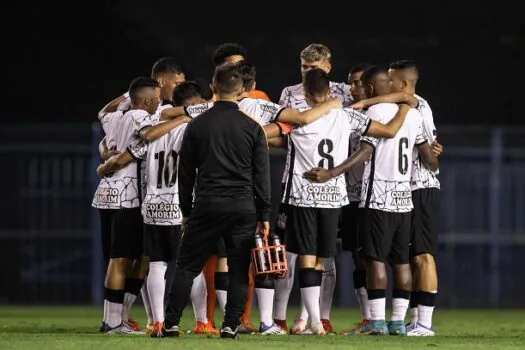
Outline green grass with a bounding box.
[1,306,524,349]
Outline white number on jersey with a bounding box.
[360,103,427,213]
[282,108,371,208]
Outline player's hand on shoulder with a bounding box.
[303,167,333,183]
[350,101,364,111]
[431,141,443,157]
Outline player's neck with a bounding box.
[403,87,416,95]
[215,94,239,103]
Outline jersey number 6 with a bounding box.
[398,137,409,175]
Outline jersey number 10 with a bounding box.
[154,151,178,188]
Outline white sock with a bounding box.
[391,298,410,322]
[410,307,419,324]
[190,272,208,323]
[274,251,297,320]
[255,288,274,326]
[148,261,168,323]
[217,290,227,314]
[418,305,434,328]
[103,299,109,323]
[141,276,154,325]
[320,258,336,320]
[368,298,386,321]
[122,292,137,322]
[355,287,370,320]
[300,286,321,326]
[107,301,123,328]
[296,299,309,322]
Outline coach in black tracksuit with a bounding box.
[162,64,272,339]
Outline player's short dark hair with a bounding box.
[194,78,214,100]
[172,81,202,107]
[212,43,248,67]
[235,61,256,90]
[303,68,330,97]
[349,63,373,75]
[360,66,389,86]
[129,77,159,99]
[389,59,418,71]
[151,57,185,78]
[213,64,243,94]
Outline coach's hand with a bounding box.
[303,167,333,183]
[257,221,270,239]
[431,141,444,157]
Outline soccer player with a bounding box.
[98,77,161,334]
[275,43,351,334]
[389,60,441,336]
[304,66,438,336]
[281,68,414,335]
[160,64,271,339]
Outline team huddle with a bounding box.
[92,42,442,339]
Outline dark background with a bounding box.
[3,1,523,125]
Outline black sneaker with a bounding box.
[159,325,180,338]
[220,326,238,339]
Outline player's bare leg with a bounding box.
[408,253,437,336]
[121,257,147,332]
[361,259,388,335]
[389,263,411,335]
[296,255,325,335]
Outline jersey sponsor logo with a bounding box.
[95,188,119,204]
[390,190,412,206]
[145,203,181,220]
[259,104,279,114]
[306,185,342,203]
[189,105,210,115]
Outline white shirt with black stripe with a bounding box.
[281,108,371,208]
[411,95,440,191]
[360,103,427,213]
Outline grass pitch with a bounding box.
[1,306,524,349]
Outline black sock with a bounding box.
[410,291,420,308]
[393,289,411,300]
[367,289,386,300]
[353,269,366,289]
[215,272,229,291]
[299,268,322,288]
[255,277,274,289]
[105,287,125,304]
[124,278,144,296]
[418,291,436,307]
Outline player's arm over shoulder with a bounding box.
[414,119,439,172]
[365,104,411,138]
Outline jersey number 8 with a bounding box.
[154,151,178,188]
[318,139,334,169]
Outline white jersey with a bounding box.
[93,110,148,209]
[129,122,188,226]
[282,108,371,208]
[360,103,427,213]
[184,98,285,125]
[411,95,440,190]
[346,131,365,202]
[279,81,353,110]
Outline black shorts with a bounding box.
[360,209,411,264]
[213,237,228,258]
[144,224,183,262]
[340,202,362,252]
[286,206,341,258]
[410,188,440,257]
[110,207,144,259]
[99,209,116,263]
[273,203,289,242]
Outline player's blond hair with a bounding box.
[300,44,332,63]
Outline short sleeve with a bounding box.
[257,99,286,124]
[342,108,371,136]
[184,102,214,118]
[128,140,147,160]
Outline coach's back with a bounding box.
[178,99,271,220]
